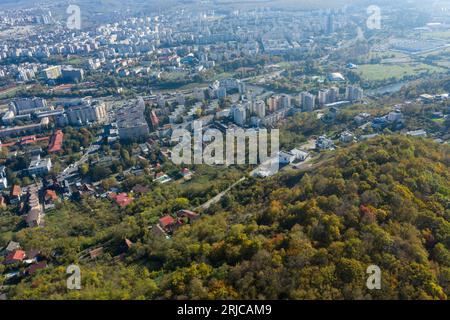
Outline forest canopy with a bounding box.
[2,135,450,300]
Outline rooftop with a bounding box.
[159,215,175,228]
[48,130,64,153]
[11,185,22,197]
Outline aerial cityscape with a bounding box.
[0,0,449,304]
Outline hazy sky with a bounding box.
[0,0,429,11]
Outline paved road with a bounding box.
[195,177,246,210]
[60,137,102,180]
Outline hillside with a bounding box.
[2,135,450,300]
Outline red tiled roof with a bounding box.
[44,189,58,202]
[150,110,159,127]
[114,193,133,207]
[20,136,49,145]
[5,250,26,262]
[20,135,36,143]
[159,215,175,228]
[11,185,21,197]
[48,130,64,153]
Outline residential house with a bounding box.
[177,210,199,223]
[354,113,371,125]
[316,136,335,150]
[109,192,134,207]
[2,241,20,256]
[3,250,26,265]
[24,249,41,264]
[279,151,296,164]
[76,183,96,196]
[154,172,172,184]
[180,168,193,180]
[132,184,149,195]
[10,185,22,205]
[407,129,427,137]
[290,149,309,162]
[419,94,434,103]
[26,261,47,275]
[44,189,58,204]
[340,131,355,143]
[159,215,175,232]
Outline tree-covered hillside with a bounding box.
[3,135,450,300]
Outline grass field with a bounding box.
[418,46,450,58]
[433,118,445,124]
[357,63,447,81]
[66,57,85,66]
